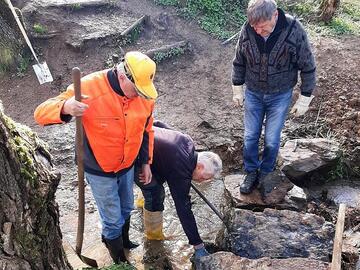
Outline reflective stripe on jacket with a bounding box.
[34,69,154,173]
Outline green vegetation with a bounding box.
[154,0,360,38]
[327,151,348,181]
[70,3,82,11]
[15,229,41,259]
[154,0,247,39]
[129,26,141,42]
[33,23,47,35]
[0,48,14,73]
[155,0,178,5]
[16,56,30,77]
[115,25,143,48]
[153,47,186,63]
[2,113,51,188]
[278,0,360,36]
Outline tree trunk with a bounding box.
[0,0,25,72]
[0,107,71,270]
[319,0,341,23]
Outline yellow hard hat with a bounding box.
[124,51,158,99]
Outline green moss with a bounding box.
[15,229,42,259]
[2,114,49,188]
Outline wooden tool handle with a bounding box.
[72,67,85,255]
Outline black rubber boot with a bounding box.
[240,171,258,194]
[102,235,129,264]
[122,217,139,249]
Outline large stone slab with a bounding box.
[197,251,330,270]
[258,171,294,205]
[222,208,334,261]
[224,174,301,210]
[224,174,265,207]
[279,138,340,187]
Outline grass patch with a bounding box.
[153,0,247,39]
[154,0,178,5]
[17,56,30,77]
[153,0,360,38]
[153,46,186,63]
[70,3,82,11]
[279,0,360,36]
[33,23,47,34]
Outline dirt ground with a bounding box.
[1,0,360,268]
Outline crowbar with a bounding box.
[5,0,53,84]
[72,67,98,267]
[190,182,229,230]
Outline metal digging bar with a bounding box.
[72,67,98,268]
[190,182,230,230]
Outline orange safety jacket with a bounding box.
[34,69,154,175]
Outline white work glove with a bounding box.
[290,95,314,117]
[232,85,244,106]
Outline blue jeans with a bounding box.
[85,167,134,240]
[243,88,292,174]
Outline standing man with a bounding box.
[34,51,157,264]
[135,121,222,264]
[232,0,316,194]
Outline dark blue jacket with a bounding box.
[151,121,201,245]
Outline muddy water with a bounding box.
[307,181,360,208]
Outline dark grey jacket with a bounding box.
[232,9,316,96]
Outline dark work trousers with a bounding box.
[134,166,165,212]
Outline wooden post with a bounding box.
[331,203,346,270]
[319,0,341,23]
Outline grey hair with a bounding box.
[247,0,277,25]
[197,151,222,178]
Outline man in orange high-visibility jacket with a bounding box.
[34,51,158,265]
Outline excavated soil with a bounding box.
[1,0,360,269]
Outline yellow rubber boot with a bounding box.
[135,190,144,208]
[143,209,165,240]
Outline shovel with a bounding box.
[190,183,230,230]
[5,0,53,84]
[72,67,98,267]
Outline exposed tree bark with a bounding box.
[0,0,24,71]
[0,105,71,270]
[319,0,341,23]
